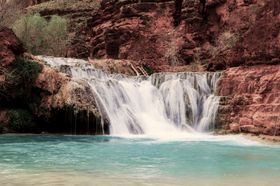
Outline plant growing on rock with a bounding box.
[12,58,42,85]
[12,14,68,56]
[210,31,239,57]
[0,59,42,103]
[8,109,37,133]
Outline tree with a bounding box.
[12,14,68,56]
[44,15,68,56]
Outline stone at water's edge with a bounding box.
[217,65,280,136]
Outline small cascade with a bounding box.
[39,56,221,136]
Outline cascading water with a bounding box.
[39,56,221,137]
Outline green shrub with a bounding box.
[12,58,43,85]
[13,13,48,54]
[8,109,36,133]
[44,15,68,56]
[12,14,68,56]
[0,59,42,103]
[143,65,154,75]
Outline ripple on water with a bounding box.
[0,135,279,186]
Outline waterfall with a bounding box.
[39,56,221,136]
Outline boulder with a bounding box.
[0,27,25,66]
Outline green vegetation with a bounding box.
[8,109,37,133]
[143,65,154,75]
[0,59,42,102]
[12,14,68,56]
[12,58,43,85]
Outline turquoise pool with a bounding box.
[0,135,279,186]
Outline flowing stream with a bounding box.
[39,56,221,137]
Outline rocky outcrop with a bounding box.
[0,27,104,134]
[217,65,280,136]
[33,64,106,134]
[0,27,25,66]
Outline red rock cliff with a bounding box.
[70,0,278,71]
[217,65,280,136]
[0,27,25,66]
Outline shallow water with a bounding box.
[0,134,279,186]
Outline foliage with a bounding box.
[143,65,154,75]
[0,66,15,91]
[44,15,68,56]
[8,109,36,133]
[0,0,24,27]
[217,31,239,51]
[12,58,43,85]
[210,31,239,57]
[12,14,68,56]
[0,59,42,102]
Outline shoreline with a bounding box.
[1,132,280,145]
[240,133,280,145]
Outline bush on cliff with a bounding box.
[12,58,42,86]
[12,14,68,56]
[8,109,37,133]
[0,58,42,104]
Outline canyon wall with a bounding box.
[217,65,280,136]
[1,0,279,136]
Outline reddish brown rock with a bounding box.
[0,27,25,66]
[34,66,67,95]
[79,0,279,72]
[84,0,209,72]
[207,0,280,70]
[217,65,280,136]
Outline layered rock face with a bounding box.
[83,0,279,72]
[86,0,208,71]
[217,65,280,136]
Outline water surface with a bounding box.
[0,134,279,186]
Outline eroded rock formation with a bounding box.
[0,27,25,66]
[0,27,104,134]
[217,65,280,136]
[86,0,208,71]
